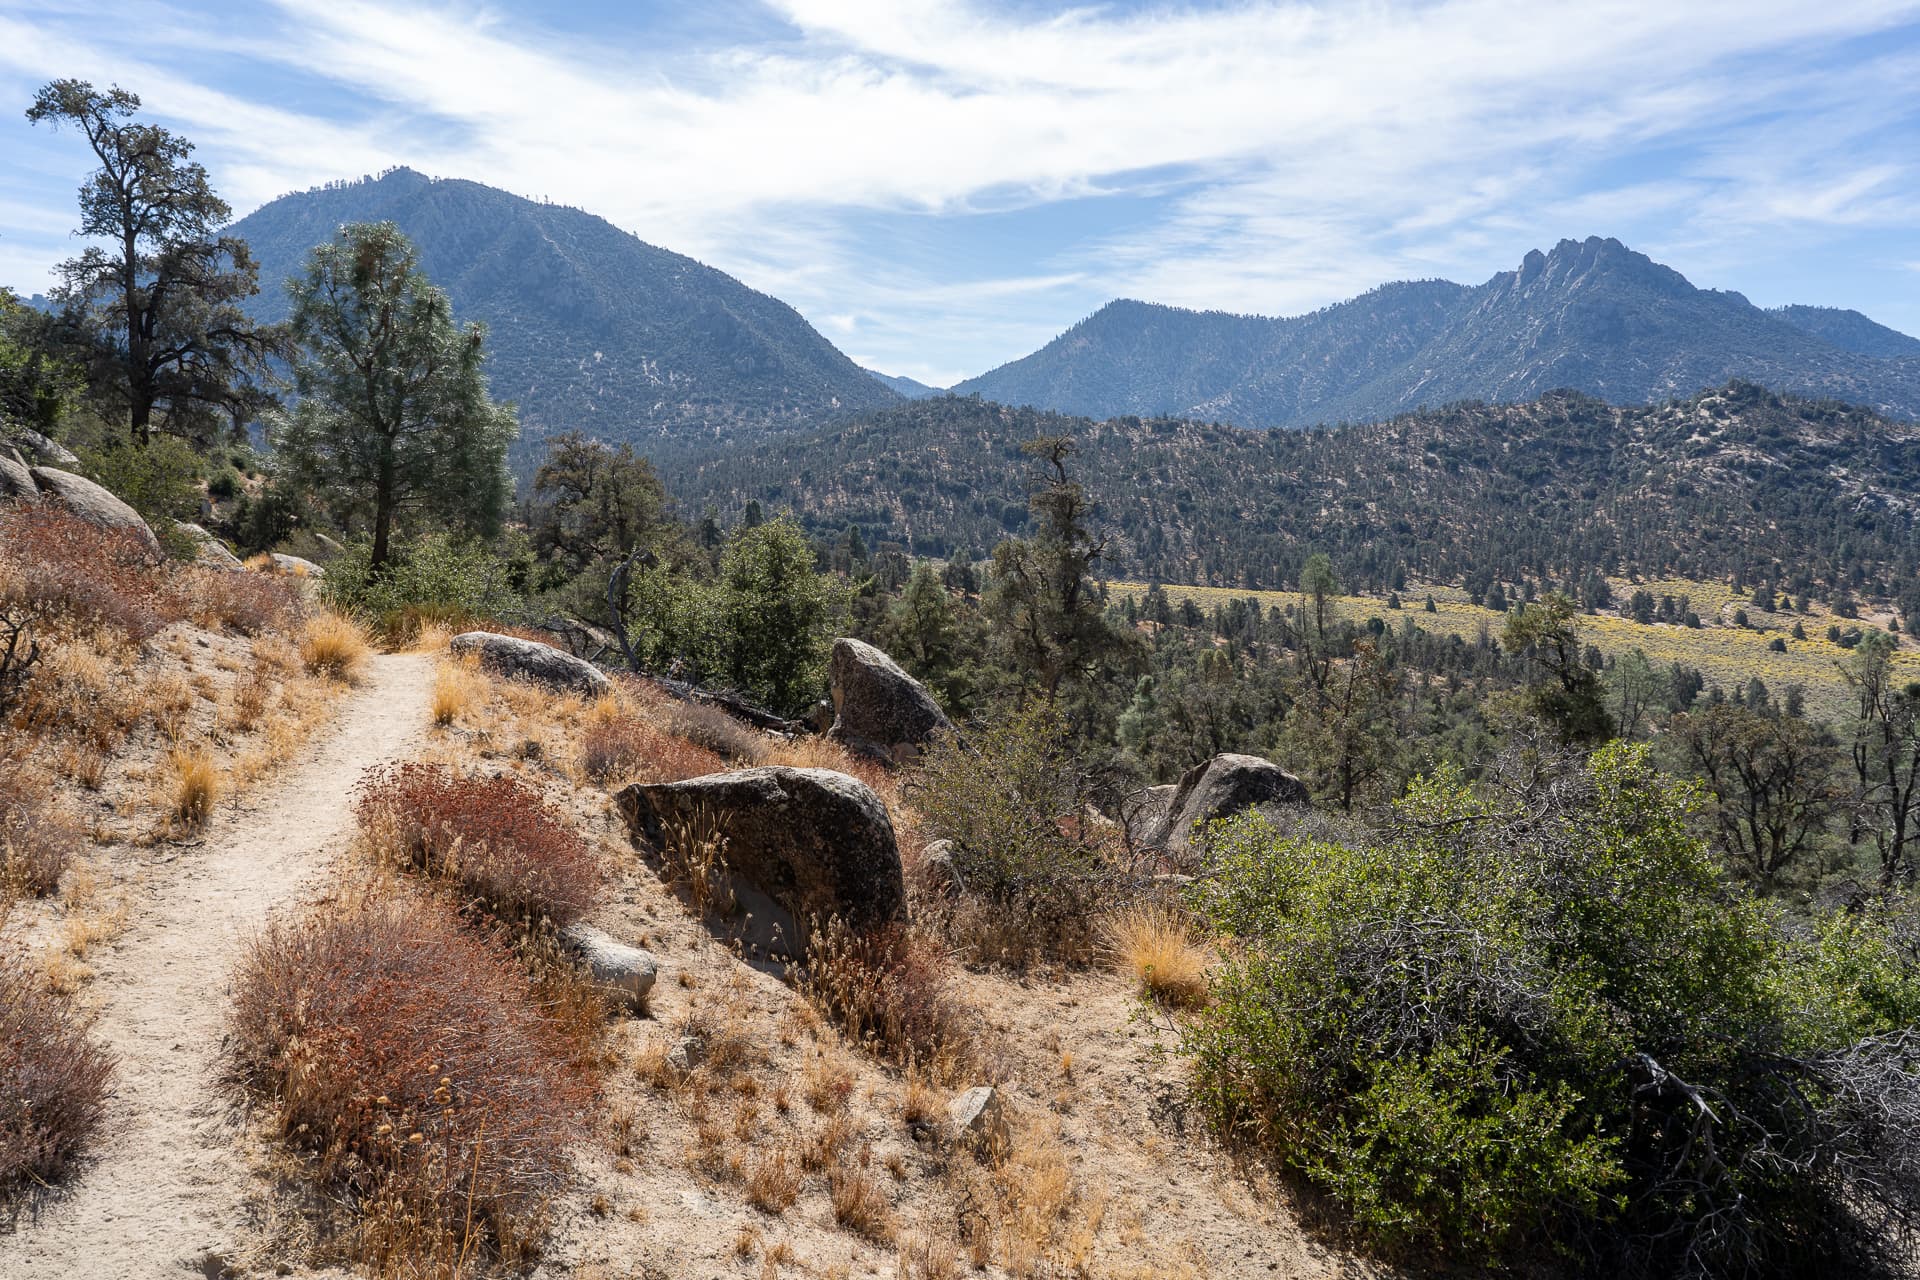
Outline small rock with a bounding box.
[666,1034,707,1072]
[8,426,78,466]
[561,922,659,1013]
[615,766,905,936]
[175,522,243,570]
[267,552,325,579]
[1149,753,1309,858]
[0,448,36,500]
[947,1085,1007,1156]
[919,838,966,897]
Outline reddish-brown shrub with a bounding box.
[185,567,304,636]
[0,752,79,898]
[353,763,598,925]
[0,504,175,643]
[226,899,589,1267]
[579,712,724,784]
[0,949,114,1197]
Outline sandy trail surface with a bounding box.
[1,653,433,1280]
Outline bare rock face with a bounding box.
[8,427,78,466]
[827,637,952,763]
[175,522,242,571]
[615,766,906,935]
[1151,753,1309,857]
[1123,784,1179,850]
[0,449,36,500]
[449,631,612,699]
[560,922,659,1012]
[28,466,161,556]
[267,552,325,579]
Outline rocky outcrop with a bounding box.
[6,427,78,466]
[175,522,242,570]
[615,766,905,935]
[827,637,952,763]
[267,552,325,579]
[0,449,36,500]
[1150,753,1309,857]
[28,466,161,556]
[449,631,612,699]
[560,922,659,1012]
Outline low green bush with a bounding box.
[1185,744,1920,1276]
[321,532,524,641]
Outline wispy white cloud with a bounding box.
[2,0,1917,375]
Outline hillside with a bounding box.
[229,169,898,458]
[1770,304,1920,359]
[669,381,1920,609]
[865,368,945,399]
[952,238,1920,426]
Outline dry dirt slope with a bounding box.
[0,653,434,1280]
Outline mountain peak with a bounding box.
[229,172,896,458]
[952,237,1920,426]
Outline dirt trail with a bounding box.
[1,653,434,1280]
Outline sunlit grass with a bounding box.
[1110,577,1919,724]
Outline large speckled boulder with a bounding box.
[827,637,952,763]
[615,766,905,935]
[450,631,611,699]
[28,466,161,556]
[1150,753,1309,858]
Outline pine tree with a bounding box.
[270,221,514,570]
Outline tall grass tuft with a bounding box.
[1098,901,1210,1007]
[300,611,371,680]
[166,746,221,832]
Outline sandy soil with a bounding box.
[0,653,433,1280]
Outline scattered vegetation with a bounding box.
[226,899,590,1271]
[164,746,220,831]
[1,756,79,899]
[1186,744,1920,1275]
[299,610,370,681]
[1099,900,1209,1008]
[0,950,114,1199]
[353,762,598,926]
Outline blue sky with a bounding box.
[1,0,1917,386]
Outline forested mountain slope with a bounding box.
[953,238,1920,426]
[229,169,898,458]
[670,382,1920,611]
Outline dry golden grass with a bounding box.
[165,746,221,831]
[430,656,486,727]
[1098,902,1211,1008]
[299,611,370,680]
[830,1155,894,1242]
[745,1146,802,1213]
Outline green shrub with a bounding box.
[1185,744,1920,1276]
[78,436,203,558]
[322,532,524,641]
[908,701,1115,966]
[620,516,844,715]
